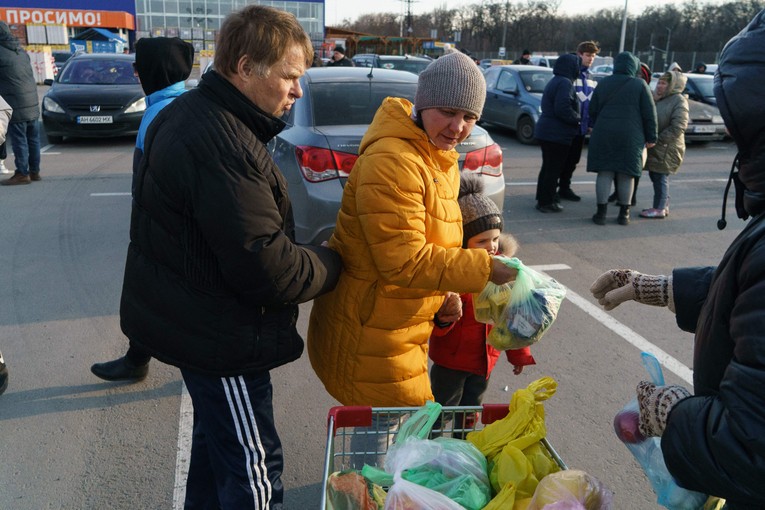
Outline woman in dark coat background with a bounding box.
[533,53,580,213]
[587,51,657,225]
[590,9,765,508]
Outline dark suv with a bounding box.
[351,54,432,75]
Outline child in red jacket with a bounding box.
[430,173,535,437]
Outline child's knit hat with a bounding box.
[458,172,503,247]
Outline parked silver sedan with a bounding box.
[269,66,506,244]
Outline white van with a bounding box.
[529,55,558,68]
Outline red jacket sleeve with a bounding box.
[506,346,536,366]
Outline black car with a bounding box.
[42,53,145,143]
[351,54,432,75]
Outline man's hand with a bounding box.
[636,381,691,437]
[435,292,462,325]
[590,269,673,311]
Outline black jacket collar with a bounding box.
[198,70,285,144]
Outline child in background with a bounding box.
[429,173,536,437]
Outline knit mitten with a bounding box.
[636,381,691,437]
[590,269,675,311]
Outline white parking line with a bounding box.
[90,192,131,196]
[530,264,693,384]
[508,178,727,186]
[174,383,193,509]
[171,263,694,507]
[529,264,693,384]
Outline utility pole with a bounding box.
[631,18,638,54]
[398,0,415,53]
[404,0,414,36]
[665,27,671,70]
[501,0,509,49]
[618,0,628,53]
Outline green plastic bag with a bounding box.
[363,401,492,510]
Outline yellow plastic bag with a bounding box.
[467,377,560,509]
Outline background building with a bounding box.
[0,0,327,54]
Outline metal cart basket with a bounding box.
[321,404,567,509]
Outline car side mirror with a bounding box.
[43,78,53,86]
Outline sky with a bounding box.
[325,0,720,27]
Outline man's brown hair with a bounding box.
[577,40,600,54]
[214,5,313,77]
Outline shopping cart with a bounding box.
[320,404,567,509]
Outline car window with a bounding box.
[496,70,517,92]
[483,67,499,88]
[519,71,552,92]
[53,52,71,64]
[378,58,430,75]
[60,60,138,85]
[311,82,418,126]
[686,76,714,97]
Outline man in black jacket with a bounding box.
[120,6,341,509]
[589,9,765,508]
[90,37,195,382]
[326,45,354,67]
[0,21,41,185]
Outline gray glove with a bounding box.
[590,269,674,311]
[636,381,691,437]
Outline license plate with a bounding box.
[693,124,716,133]
[77,116,113,124]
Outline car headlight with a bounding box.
[43,96,65,113]
[712,115,723,124]
[125,97,146,113]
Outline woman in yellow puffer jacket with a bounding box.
[307,52,517,412]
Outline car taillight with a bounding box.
[463,143,503,176]
[295,146,359,182]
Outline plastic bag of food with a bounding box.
[491,258,566,349]
[363,401,492,510]
[613,353,708,510]
[476,257,566,350]
[326,470,386,510]
[473,278,512,324]
[468,377,561,509]
[527,469,613,509]
[386,436,491,510]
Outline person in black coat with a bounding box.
[326,45,354,67]
[589,9,765,508]
[120,6,342,508]
[90,37,195,382]
[533,53,581,213]
[0,21,41,185]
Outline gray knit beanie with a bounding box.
[458,172,503,247]
[414,52,486,118]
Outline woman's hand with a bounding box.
[489,258,518,285]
